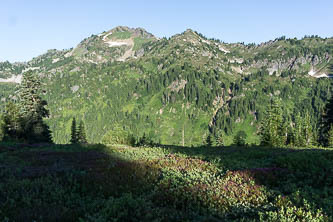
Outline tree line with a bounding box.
[1,71,333,148]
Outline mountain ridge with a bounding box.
[0,26,333,144]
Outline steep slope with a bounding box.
[0,27,333,145]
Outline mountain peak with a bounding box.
[101,26,155,39]
[184,28,195,34]
[70,26,156,63]
[171,28,201,42]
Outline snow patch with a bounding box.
[105,41,129,47]
[52,58,60,63]
[22,67,40,73]
[217,45,230,53]
[308,69,316,76]
[201,39,211,45]
[102,32,113,41]
[0,74,22,83]
[308,69,330,78]
[315,73,329,78]
[64,51,73,58]
[101,31,130,48]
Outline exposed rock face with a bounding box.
[168,80,187,92]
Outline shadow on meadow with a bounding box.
[157,144,333,218]
[0,143,332,221]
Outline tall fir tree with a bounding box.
[328,124,333,148]
[320,95,333,146]
[205,134,213,147]
[70,117,78,144]
[302,111,313,146]
[293,113,305,147]
[288,112,313,147]
[15,71,52,143]
[259,98,287,147]
[0,114,4,141]
[77,120,88,144]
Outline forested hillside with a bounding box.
[0,26,332,145]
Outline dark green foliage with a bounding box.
[213,130,225,146]
[321,95,333,146]
[77,120,88,144]
[2,102,22,141]
[101,125,134,145]
[0,115,4,141]
[9,71,53,143]
[233,130,247,146]
[328,124,333,148]
[205,134,213,147]
[302,112,314,146]
[70,117,78,144]
[136,133,154,147]
[259,99,287,147]
[291,112,314,147]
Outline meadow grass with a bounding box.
[0,143,332,221]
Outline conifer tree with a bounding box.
[137,132,153,147]
[213,130,225,146]
[321,95,333,146]
[286,122,295,146]
[328,124,333,148]
[77,120,88,144]
[323,96,333,126]
[70,117,78,144]
[289,112,313,147]
[293,113,305,146]
[205,134,213,147]
[259,98,286,147]
[302,111,313,146]
[16,71,52,142]
[2,102,23,141]
[0,115,4,141]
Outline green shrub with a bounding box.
[259,196,328,222]
[233,130,247,146]
[81,193,157,222]
[101,126,135,146]
[135,133,155,147]
[0,115,4,142]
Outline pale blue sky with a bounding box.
[1,0,332,62]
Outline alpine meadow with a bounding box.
[0,24,333,221]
